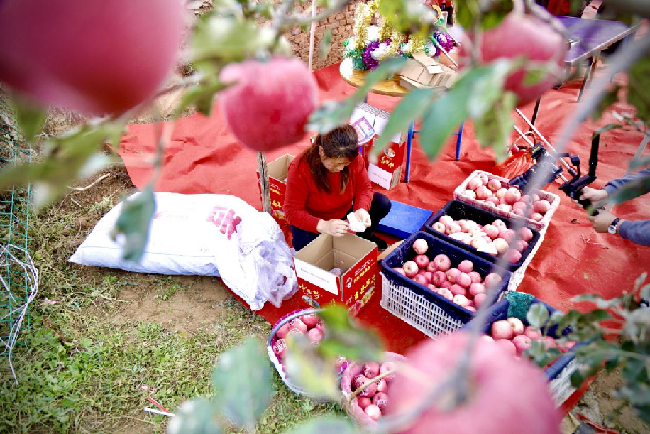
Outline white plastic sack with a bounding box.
[69,192,297,310]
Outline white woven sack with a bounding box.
[69,192,297,310]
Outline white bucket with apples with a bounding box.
[267,308,348,397]
[340,352,406,425]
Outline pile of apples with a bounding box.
[460,173,553,222]
[430,214,534,264]
[271,313,325,362]
[392,238,503,312]
[349,361,398,422]
[487,317,576,357]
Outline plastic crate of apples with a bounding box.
[424,200,541,270]
[340,352,406,424]
[381,231,512,320]
[267,308,348,396]
[454,170,560,231]
[462,298,579,405]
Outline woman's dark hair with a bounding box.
[302,125,359,193]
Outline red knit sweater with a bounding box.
[284,154,373,232]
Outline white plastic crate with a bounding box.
[549,358,579,406]
[454,170,561,231]
[380,272,467,339]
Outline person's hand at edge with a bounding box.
[317,219,349,237]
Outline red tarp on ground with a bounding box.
[118,62,650,401]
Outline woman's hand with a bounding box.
[317,219,350,237]
[354,209,371,228]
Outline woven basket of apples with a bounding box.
[462,298,579,406]
[424,200,541,271]
[380,231,512,338]
[453,170,560,231]
[267,308,348,397]
[340,353,406,425]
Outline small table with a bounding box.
[339,58,464,183]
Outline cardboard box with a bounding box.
[398,53,457,90]
[257,154,294,224]
[293,233,378,316]
[350,103,407,190]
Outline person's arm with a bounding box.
[603,167,650,196]
[284,161,321,233]
[618,219,650,247]
[352,156,373,212]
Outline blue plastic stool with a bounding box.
[404,121,465,183]
[376,200,433,239]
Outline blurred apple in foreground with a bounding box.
[0,0,186,115]
[219,56,318,152]
[386,331,560,434]
[458,6,567,107]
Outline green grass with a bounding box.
[0,186,342,434]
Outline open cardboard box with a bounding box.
[257,154,294,223]
[293,233,378,316]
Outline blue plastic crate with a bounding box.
[423,200,541,271]
[462,298,579,405]
[380,231,512,335]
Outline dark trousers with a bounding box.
[291,192,392,251]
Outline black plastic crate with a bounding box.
[381,231,512,325]
[424,200,541,270]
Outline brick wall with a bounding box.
[282,1,362,70]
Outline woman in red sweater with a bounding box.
[284,125,391,251]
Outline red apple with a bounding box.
[438,287,454,301]
[301,313,320,328]
[364,362,381,379]
[432,270,447,286]
[505,249,523,264]
[475,186,492,200]
[353,374,369,391]
[515,239,529,253]
[464,190,477,200]
[220,56,319,151]
[272,338,287,359]
[512,335,532,357]
[487,178,502,191]
[450,284,467,297]
[468,271,482,283]
[289,318,308,333]
[431,221,446,232]
[493,238,509,255]
[504,189,521,205]
[496,188,509,201]
[458,260,474,273]
[357,396,372,410]
[365,404,382,421]
[414,274,429,286]
[380,361,397,381]
[499,229,516,244]
[403,261,419,278]
[507,318,525,336]
[412,238,429,255]
[457,7,567,107]
[497,204,513,213]
[474,292,488,308]
[445,222,462,235]
[446,268,461,284]
[439,215,454,226]
[385,332,561,434]
[307,327,323,345]
[531,212,544,222]
[484,273,502,288]
[426,261,438,273]
[491,320,514,340]
[524,325,542,340]
[483,224,499,240]
[433,254,451,272]
[457,272,472,288]
[0,0,185,115]
[519,227,534,242]
[453,294,470,307]
[486,196,501,207]
[373,392,389,412]
[441,281,454,290]
[534,199,551,214]
[415,254,430,269]
[467,177,483,190]
[495,338,517,357]
[276,322,291,339]
[376,378,388,393]
[469,282,486,296]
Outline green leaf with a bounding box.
[317,305,383,362]
[284,416,359,434]
[321,29,332,59]
[379,0,409,32]
[212,338,273,430]
[622,357,646,383]
[481,0,515,30]
[455,0,513,30]
[371,87,435,156]
[592,86,621,121]
[573,293,621,310]
[455,1,477,29]
[527,303,550,329]
[627,57,650,123]
[11,96,48,142]
[308,57,406,134]
[283,334,340,400]
[167,398,222,434]
[473,92,516,161]
[177,80,227,117]
[110,185,156,263]
[629,156,650,172]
